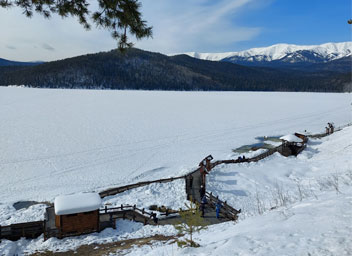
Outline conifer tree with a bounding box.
[174,200,208,248]
[0,0,152,50]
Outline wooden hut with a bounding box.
[278,133,307,156]
[54,193,101,237]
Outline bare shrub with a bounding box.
[274,182,289,207]
[255,187,265,215]
[327,172,341,194]
[295,180,304,201]
[317,178,330,191]
[308,180,318,200]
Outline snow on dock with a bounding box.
[280,134,303,143]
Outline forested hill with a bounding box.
[0,48,349,92]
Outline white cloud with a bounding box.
[0,0,264,61]
[42,43,55,51]
[0,7,114,61]
[135,0,263,53]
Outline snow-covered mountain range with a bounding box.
[180,42,352,67]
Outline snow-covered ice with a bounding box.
[0,87,350,204]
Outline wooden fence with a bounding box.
[99,205,156,228]
[205,192,241,221]
[0,221,44,241]
[99,175,186,198]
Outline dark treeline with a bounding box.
[0,48,350,92]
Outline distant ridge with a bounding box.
[0,58,44,67]
[181,42,352,61]
[176,42,352,72]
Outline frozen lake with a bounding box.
[0,87,351,203]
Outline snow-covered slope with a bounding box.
[180,42,352,64]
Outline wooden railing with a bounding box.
[99,204,159,226]
[205,192,241,221]
[0,221,44,241]
[99,204,154,218]
[99,175,186,198]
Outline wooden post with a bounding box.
[43,221,47,241]
[97,211,100,232]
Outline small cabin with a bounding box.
[279,133,307,156]
[54,193,101,236]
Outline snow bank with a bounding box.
[54,193,101,215]
[124,187,352,256]
[103,178,188,214]
[0,204,46,225]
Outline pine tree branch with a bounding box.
[1,0,152,50]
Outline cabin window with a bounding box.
[83,211,95,215]
[67,213,78,217]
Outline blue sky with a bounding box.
[0,0,351,61]
[232,0,352,51]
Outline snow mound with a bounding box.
[54,193,101,215]
[280,134,303,143]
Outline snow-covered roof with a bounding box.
[54,193,101,215]
[280,134,303,143]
